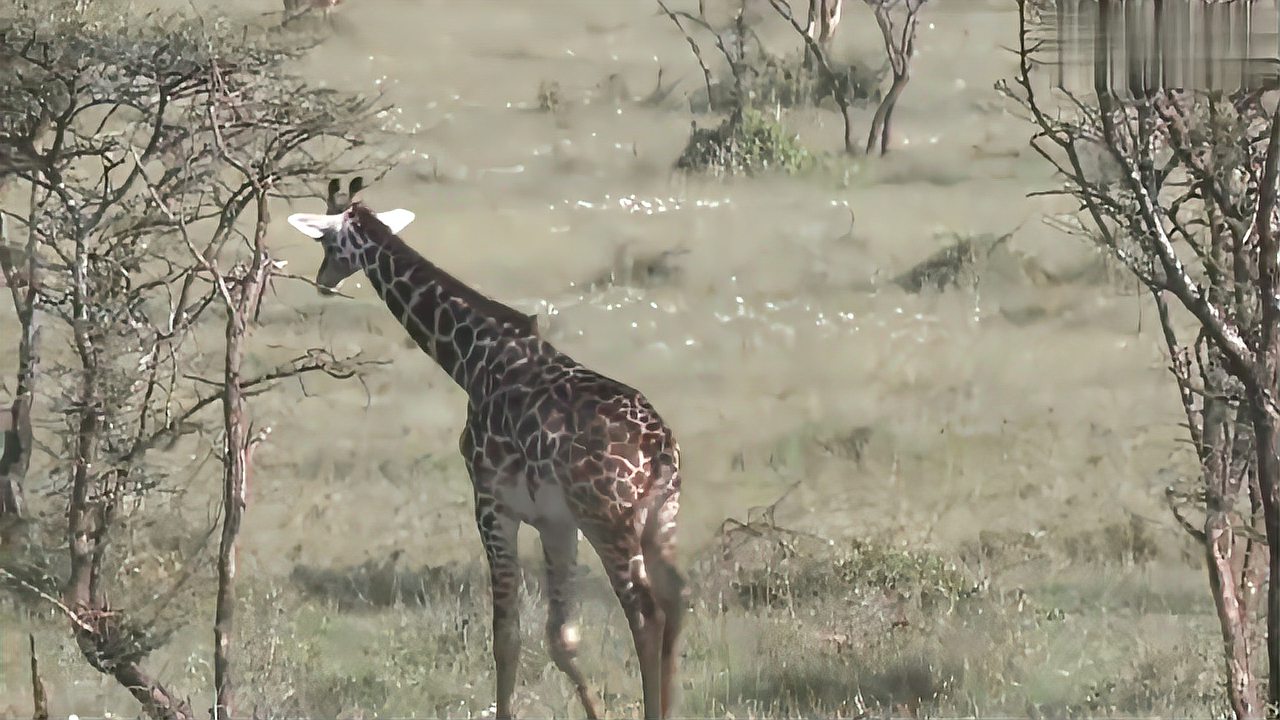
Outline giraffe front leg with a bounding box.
[540,524,601,720]
[477,499,523,720]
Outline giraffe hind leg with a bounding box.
[540,524,602,720]
[586,528,666,720]
[641,486,689,719]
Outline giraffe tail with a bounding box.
[640,465,689,626]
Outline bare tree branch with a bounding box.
[654,0,717,113]
[765,0,855,154]
[0,3,397,717]
[1003,1,1280,714]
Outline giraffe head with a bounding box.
[285,178,416,293]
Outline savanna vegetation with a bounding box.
[2,0,1277,718]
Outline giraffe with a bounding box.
[286,179,690,720]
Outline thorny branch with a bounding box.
[0,2,395,718]
[1000,0,1280,715]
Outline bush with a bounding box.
[676,109,815,176]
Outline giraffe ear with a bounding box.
[376,209,416,235]
[286,212,343,239]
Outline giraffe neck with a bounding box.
[356,235,535,402]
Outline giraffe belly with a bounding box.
[495,474,574,526]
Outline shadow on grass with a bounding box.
[289,552,488,611]
[720,650,957,717]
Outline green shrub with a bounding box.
[676,109,815,176]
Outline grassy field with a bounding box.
[0,0,1235,717]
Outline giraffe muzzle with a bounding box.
[315,271,343,295]
[315,252,354,295]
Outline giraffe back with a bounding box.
[467,338,680,529]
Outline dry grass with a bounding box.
[2,493,1228,718]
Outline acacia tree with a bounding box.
[1001,1,1280,717]
[0,1,392,716]
[654,0,927,159]
[863,0,926,155]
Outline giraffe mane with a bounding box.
[350,203,540,336]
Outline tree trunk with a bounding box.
[866,2,920,156]
[213,193,271,719]
[0,203,41,548]
[1251,408,1280,710]
[1206,506,1264,718]
[804,0,842,66]
[868,70,910,155]
[0,396,32,521]
[213,308,249,720]
[1201,397,1265,719]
